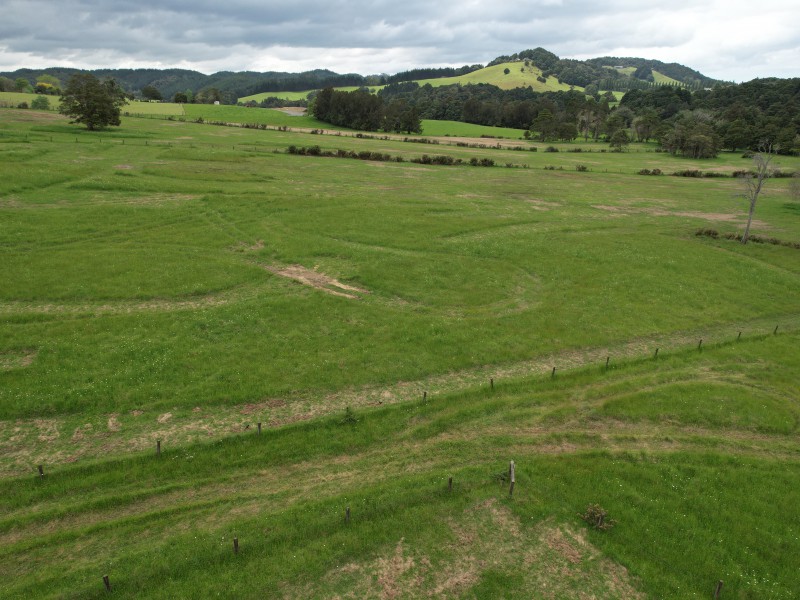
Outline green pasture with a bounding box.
[239,89,315,102]
[652,70,683,86]
[122,100,185,116]
[418,119,526,138]
[1,108,799,598]
[0,91,61,109]
[1,333,799,599]
[416,61,574,92]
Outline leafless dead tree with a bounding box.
[739,142,778,244]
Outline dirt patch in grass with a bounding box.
[0,348,37,370]
[71,423,92,441]
[107,415,121,432]
[0,197,23,208]
[274,107,307,116]
[526,198,562,210]
[240,398,286,415]
[295,497,642,598]
[265,264,370,299]
[157,413,173,424]
[231,239,264,252]
[591,204,768,228]
[35,419,60,442]
[544,525,583,564]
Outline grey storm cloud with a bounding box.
[2,0,799,81]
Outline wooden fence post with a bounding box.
[551,366,556,378]
[233,537,239,554]
[38,465,44,478]
[257,422,262,435]
[654,348,659,359]
[605,356,610,369]
[448,476,453,492]
[698,339,703,351]
[509,461,516,496]
[345,506,351,523]
[490,377,494,390]
[713,580,723,599]
[103,575,111,591]
[156,440,161,457]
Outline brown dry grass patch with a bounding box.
[266,264,370,299]
[291,498,643,599]
[0,348,37,370]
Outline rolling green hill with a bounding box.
[239,62,573,104]
[4,47,720,107]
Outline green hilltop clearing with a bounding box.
[1,105,799,599]
[238,61,574,104]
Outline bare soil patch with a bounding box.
[265,264,369,299]
[231,239,264,252]
[107,415,121,432]
[0,348,37,370]
[292,497,642,598]
[273,107,307,116]
[240,399,286,415]
[591,204,768,228]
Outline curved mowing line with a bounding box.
[2,313,797,477]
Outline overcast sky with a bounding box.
[2,0,799,82]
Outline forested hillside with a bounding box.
[1,47,720,103]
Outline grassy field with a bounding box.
[415,62,573,92]
[239,86,383,104]
[238,89,316,102]
[1,107,799,598]
[651,70,683,86]
[0,91,62,109]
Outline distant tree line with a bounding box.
[621,79,800,156]
[310,75,798,158]
[383,65,484,84]
[310,88,421,133]
[1,48,721,108]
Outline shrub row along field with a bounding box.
[1,108,799,598]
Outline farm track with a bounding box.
[2,311,798,478]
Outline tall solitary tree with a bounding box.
[141,85,162,101]
[59,74,128,130]
[739,142,777,244]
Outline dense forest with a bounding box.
[0,67,365,102]
[310,77,799,157]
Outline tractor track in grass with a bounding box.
[1,312,798,477]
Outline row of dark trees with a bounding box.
[310,88,421,133]
[308,77,798,158]
[621,80,799,155]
